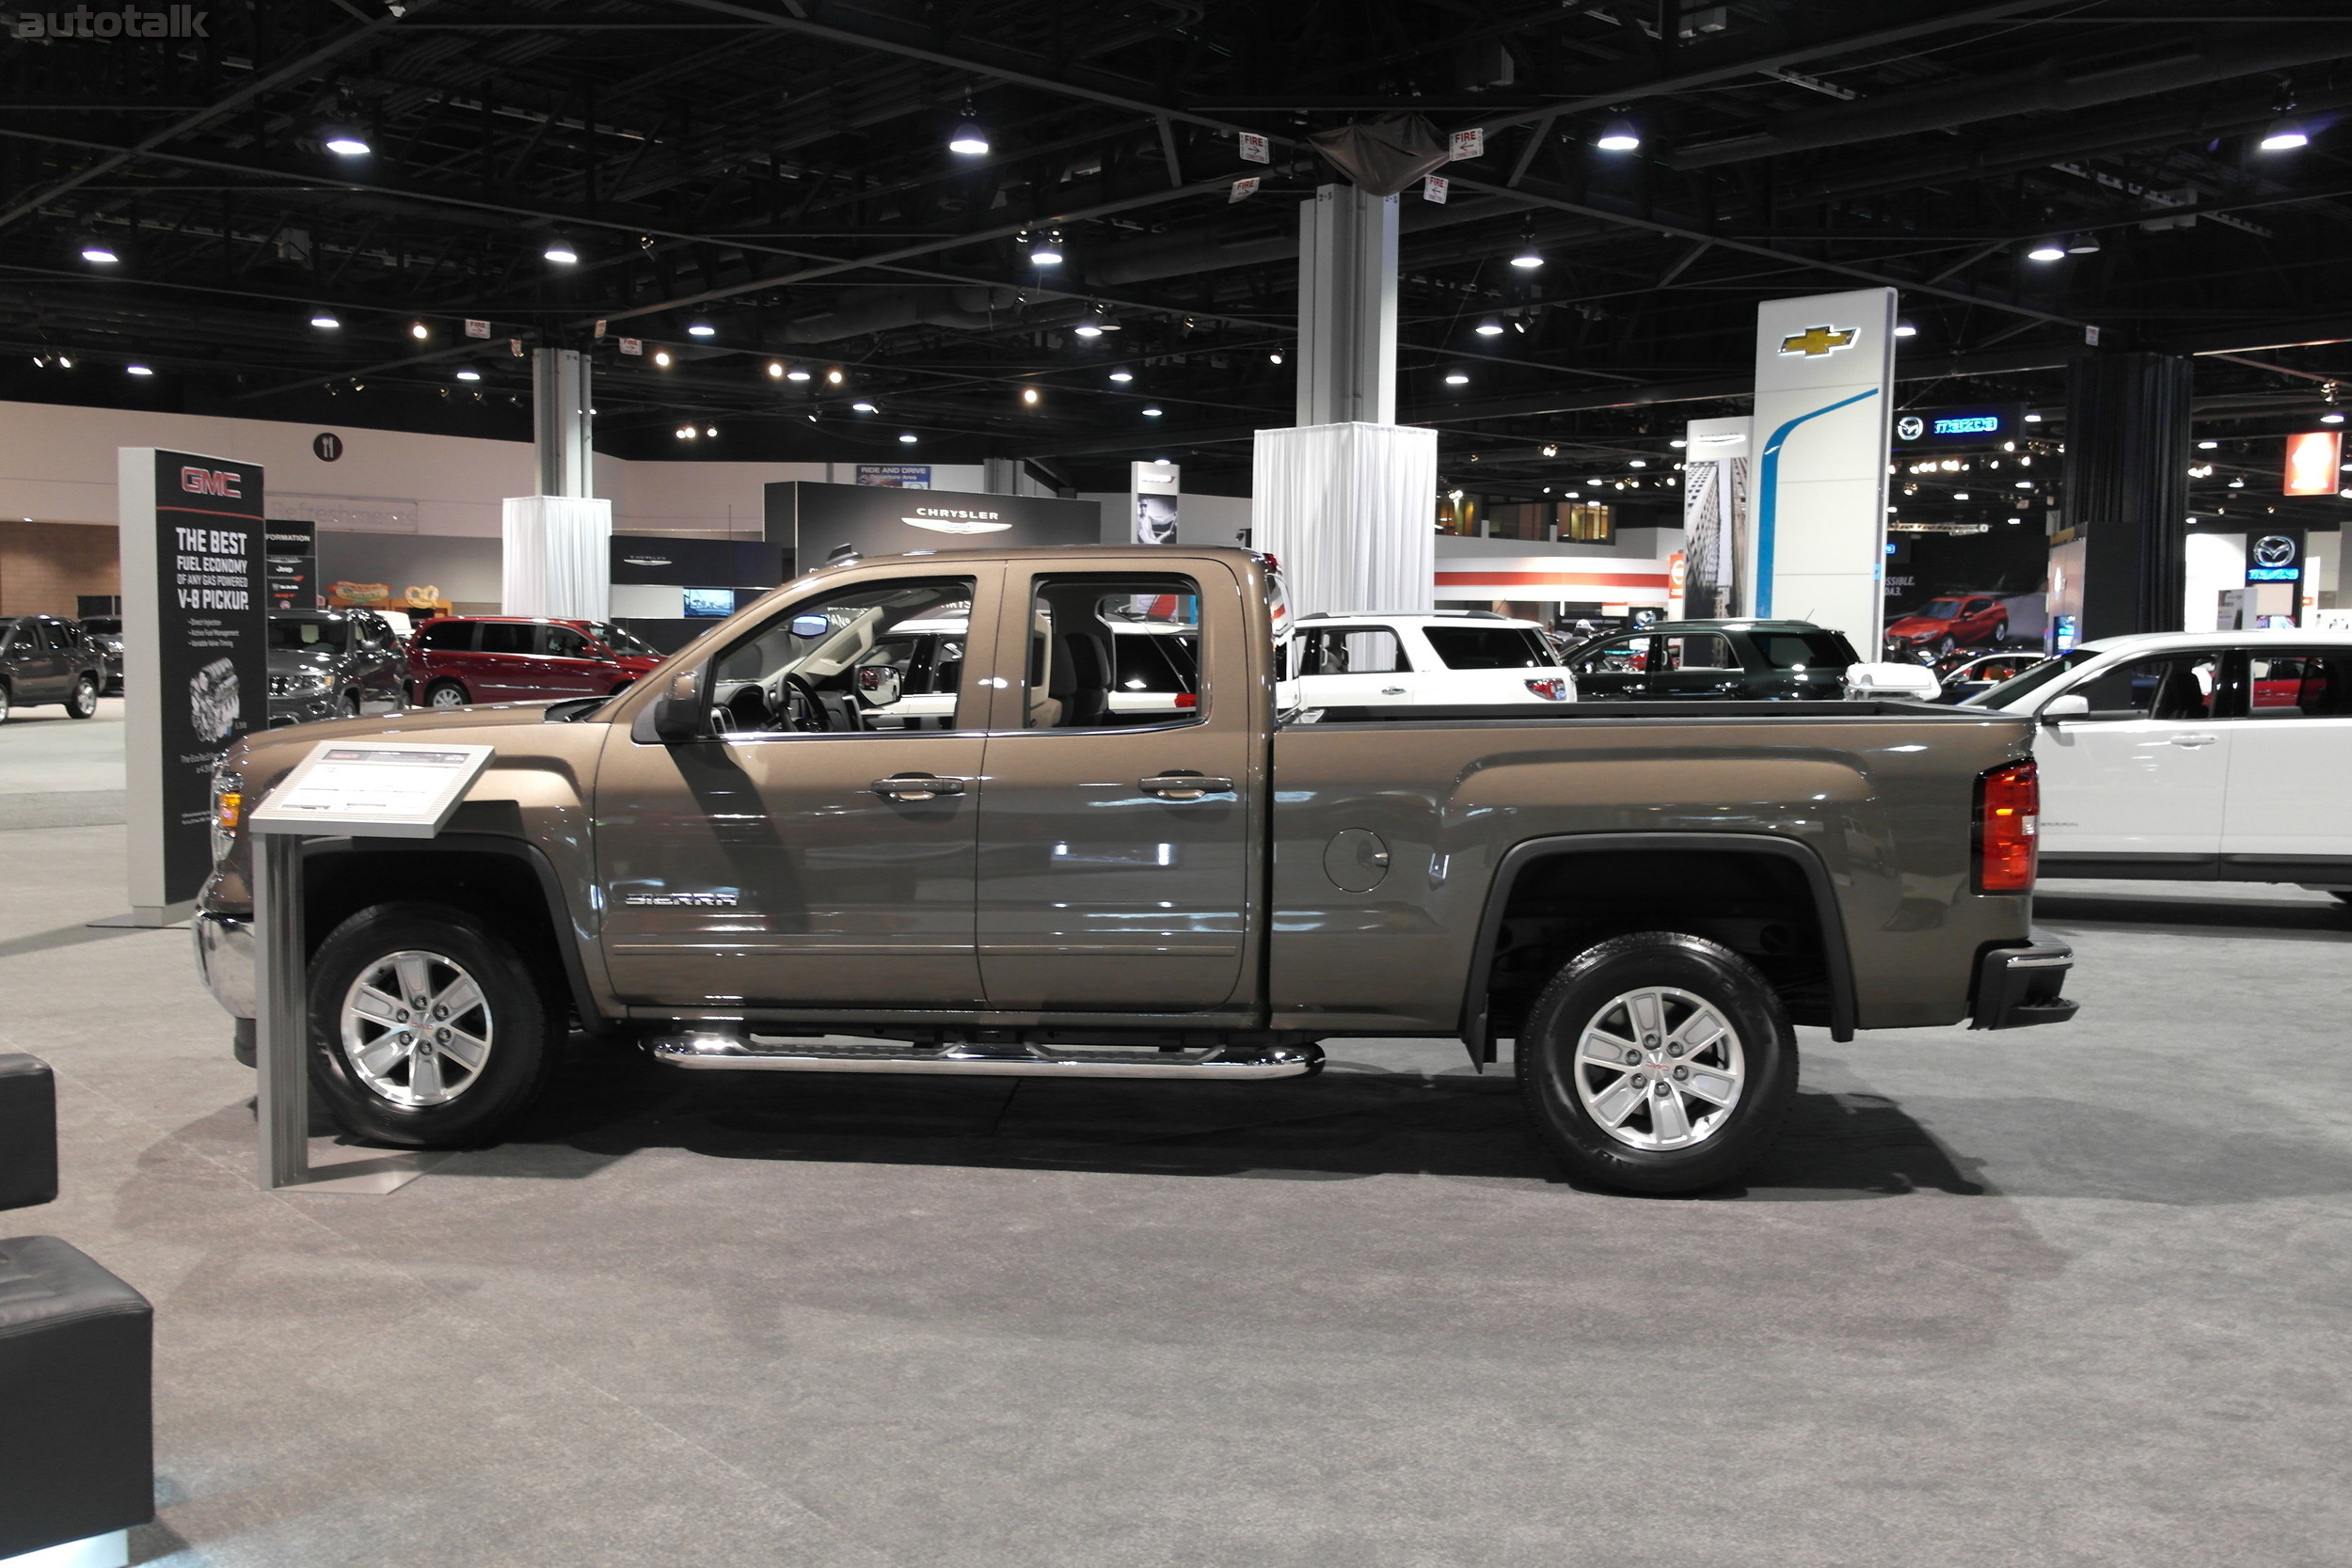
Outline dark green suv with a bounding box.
[1560,619,1861,701]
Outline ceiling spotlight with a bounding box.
[652,349,673,367]
[1444,372,1470,385]
[851,401,877,413]
[2260,121,2310,151]
[543,234,580,264]
[705,426,717,437]
[826,368,845,385]
[2026,413,2045,422]
[1474,318,1504,337]
[786,369,811,382]
[321,122,371,156]
[1021,388,1041,405]
[1141,406,1164,417]
[948,102,989,156]
[675,425,694,440]
[767,361,786,378]
[1108,370,1134,383]
[2325,412,2346,424]
[1268,352,1283,365]
[1510,240,1544,270]
[455,368,481,382]
[2065,232,2103,254]
[79,239,119,264]
[408,321,429,340]
[1028,232,1063,265]
[1594,118,1640,151]
[125,363,152,376]
[1893,322,1918,338]
[2025,239,2067,261]
[687,320,716,338]
[310,309,341,330]
[1074,325,1104,339]
[2198,438,2217,449]
[898,432,919,443]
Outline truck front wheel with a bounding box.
[307,901,560,1148]
[1517,931,1798,1195]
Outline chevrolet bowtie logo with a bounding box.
[1779,324,1857,357]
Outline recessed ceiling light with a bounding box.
[767,361,786,378]
[826,369,844,385]
[705,426,717,437]
[653,350,673,367]
[409,321,429,340]
[1021,388,1041,405]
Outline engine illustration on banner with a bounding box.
[1680,417,1750,619]
[1131,460,1181,545]
[119,446,268,920]
[1744,289,1897,647]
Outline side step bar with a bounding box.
[648,1034,1324,1080]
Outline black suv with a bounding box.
[0,614,107,722]
[268,610,408,726]
[76,615,124,693]
[1559,619,1862,701]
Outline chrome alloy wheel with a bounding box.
[427,684,468,709]
[340,950,493,1106]
[1571,986,1745,1151]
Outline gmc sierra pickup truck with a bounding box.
[194,546,2075,1193]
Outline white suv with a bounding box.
[1282,611,1573,709]
[1966,630,2352,895]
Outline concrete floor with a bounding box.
[3,758,2349,1563]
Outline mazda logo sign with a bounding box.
[2253,534,2297,568]
[1896,416,1924,441]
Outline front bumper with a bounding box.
[192,911,254,1020]
[1969,936,2078,1029]
[267,693,339,727]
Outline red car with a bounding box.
[1886,594,2010,656]
[406,616,665,708]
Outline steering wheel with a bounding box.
[782,674,832,732]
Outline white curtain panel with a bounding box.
[501,494,612,620]
[1251,421,1437,619]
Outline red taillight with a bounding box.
[1175,692,1198,708]
[1975,759,2039,894]
[1525,677,1569,701]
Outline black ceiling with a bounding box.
[8,0,2352,526]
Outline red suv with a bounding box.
[406,616,665,708]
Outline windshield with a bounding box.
[1963,646,2095,706]
[1754,631,1857,670]
[269,618,347,650]
[1422,626,1558,670]
[588,621,658,657]
[1915,599,1965,619]
[81,617,120,635]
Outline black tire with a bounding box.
[1937,634,1956,656]
[1990,618,2009,647]
[64,673,99,719]
[1516,931,1799,1195]
[342,689,363,718]
[423,678,470,709]
[0,679,12,723]
[306,901,560,1148]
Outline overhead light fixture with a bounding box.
[1074,325,1104,339]
[2197,438,2217,449]
[125,363,152,376]
[79,239,119,264]
[1541,444,1558,456]
[1028,232,1063,266]
[1444,372,1470,386]
[321,122,371,156]
[543,234,580,264]
[687,320,716,338]
[1474,318,1504,337]
[767,361,786,378]
[1268,352,1284,365]
[310,309,340,330]
[1594,119,1640,151]
[1021,388,1041,405]
[1152,457,1171,466]
[786,369,811,382]
[2025,239,2067,262]
[652,349,673,367]
[675,426,694,440]
[1510,237,1544,269]
[1108,370,1134,383]
[851,402,877,413]
[2065,232,2103,254]
[409,321,430,340]
[2025,413,2044,422]
[826,368,845,385]
[1893,322,1917,338]
[1141,406,1164,417]
[2325,411,2346,425]
[948,102,989,156]
[455,368,481,381]
[705,426,717,438]
[898,432,919,443]
[1629,458,1648,468]
[2260,121,2310,151]
[1669,438,1686,448]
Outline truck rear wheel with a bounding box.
[307,901,559,1148]
[1516,931,1798,1195]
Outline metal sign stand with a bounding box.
[248,741,495,1193]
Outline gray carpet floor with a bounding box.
[4,810,2347,1566]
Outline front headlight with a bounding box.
[211,765,243,863]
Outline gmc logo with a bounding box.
[180,467,242,498]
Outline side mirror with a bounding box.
[2040,693,2090,723]
[650,670,707,743]
[1842,662,1942,702]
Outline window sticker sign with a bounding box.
[251,743,496,839]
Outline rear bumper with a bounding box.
[1969,935,2078,1029]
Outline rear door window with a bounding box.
[477,623,535,656]
[1753,632,1854,670]
[2245,651,2352,718]
[2071,654,2221,719]
[1422,626,1555,670]
[545,626,592,659]
[417,621,474,651]
[1661,633,1738,671]
[1297,626,1406,675]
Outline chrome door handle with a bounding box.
[870,773,968,800]
[1139,772,1234,800]
[1379,686,1407,695]
[2168,734,2218,748]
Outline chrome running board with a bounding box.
[648,1034,1322,1080]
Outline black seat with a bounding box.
[2150,665,2208,720]
[1058,633,1112,726]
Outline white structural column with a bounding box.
[504,347,612,619]
[1259,183,1430,618]
[1295,184,1399,425]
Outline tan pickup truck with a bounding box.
[194,546,2074,1193]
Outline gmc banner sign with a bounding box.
[119,447,267,922]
